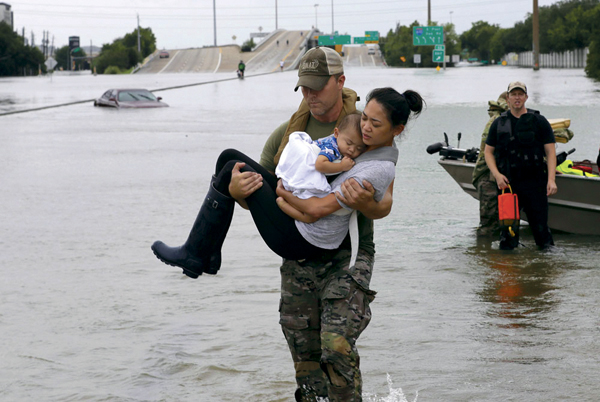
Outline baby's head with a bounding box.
[334,114,366,159]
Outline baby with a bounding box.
[275,114,366,199]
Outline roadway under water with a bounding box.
[1,67,600,401]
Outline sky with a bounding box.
[5,0,562,50]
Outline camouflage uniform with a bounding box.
[472,95,508,237]
[280,248,375,402]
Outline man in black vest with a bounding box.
[484,81,557,250]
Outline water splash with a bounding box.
[363,373,418,402]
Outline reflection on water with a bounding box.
[478,249,558,329]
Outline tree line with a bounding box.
[380,0,600,80]
[0,22,45,76]
[53,27,157,74]
[0,23,156,76]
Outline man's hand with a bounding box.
[547,179,557,196]
[493,172,510,190]
[228,162,263,207]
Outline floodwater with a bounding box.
[1,67,600,401]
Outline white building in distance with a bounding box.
[1,3,13,28]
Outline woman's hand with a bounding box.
[336,178,375,209]
[336,178,393,220]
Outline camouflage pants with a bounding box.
[279,249,376,402]
[476,171,500,237]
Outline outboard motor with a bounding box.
[426,132,479,162]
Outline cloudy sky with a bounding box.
[7,0,561,50]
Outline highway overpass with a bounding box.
[136,29,384,75]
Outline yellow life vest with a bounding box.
[556,159,599,177]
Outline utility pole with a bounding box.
[213,0,217,46]
[532,0,540,70]
[275,0,278,30]
[137,13,141,53]
[427,0,431,25]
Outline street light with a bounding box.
[331,0,334,34]
[314,4,319,30]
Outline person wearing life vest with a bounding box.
[484,81,557,250]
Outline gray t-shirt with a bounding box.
[296,158,396,249]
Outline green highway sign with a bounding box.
[413,26,444,46]
[434,44,445,51]
[353,37,365,44]
[432,49,444,63]
[365,31,379,40]
[319,35,351,46]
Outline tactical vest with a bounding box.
[494,109,546,179]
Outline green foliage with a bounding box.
[584,5,600,79]
[120,27,157,58]
[241,38,256,52]
[92,26,156,74]
[54,45,87,70]
[0,22,45,76]
[104,66,122,74]
[459,21,500,62]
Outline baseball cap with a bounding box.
[294,47,344,92]
[507,81,527,94]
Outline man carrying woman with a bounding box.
[151,47,425,401]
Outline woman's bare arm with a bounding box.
[276,180,342,219]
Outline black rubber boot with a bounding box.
[151,178,234,278]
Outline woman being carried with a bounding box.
[151,87,424,278]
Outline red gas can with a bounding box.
[498,185,520,237]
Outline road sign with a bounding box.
[413,26,444,46]
[353,37,366,44]
[319,35,351,46]
[432,50,444,63]
[414,54,421,64]
[365,31,379,40]
[45,57,57,70]
[434,45,445,51]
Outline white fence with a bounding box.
[503,47,588,68]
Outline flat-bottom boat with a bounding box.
[428,141,600,235]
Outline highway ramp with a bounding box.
[137,30,309,75]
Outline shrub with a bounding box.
[104,66,121,74]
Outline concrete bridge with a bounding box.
[136,29,384,75]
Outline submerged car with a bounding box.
[93,89,169,109]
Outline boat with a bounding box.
[427,138,600,235]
